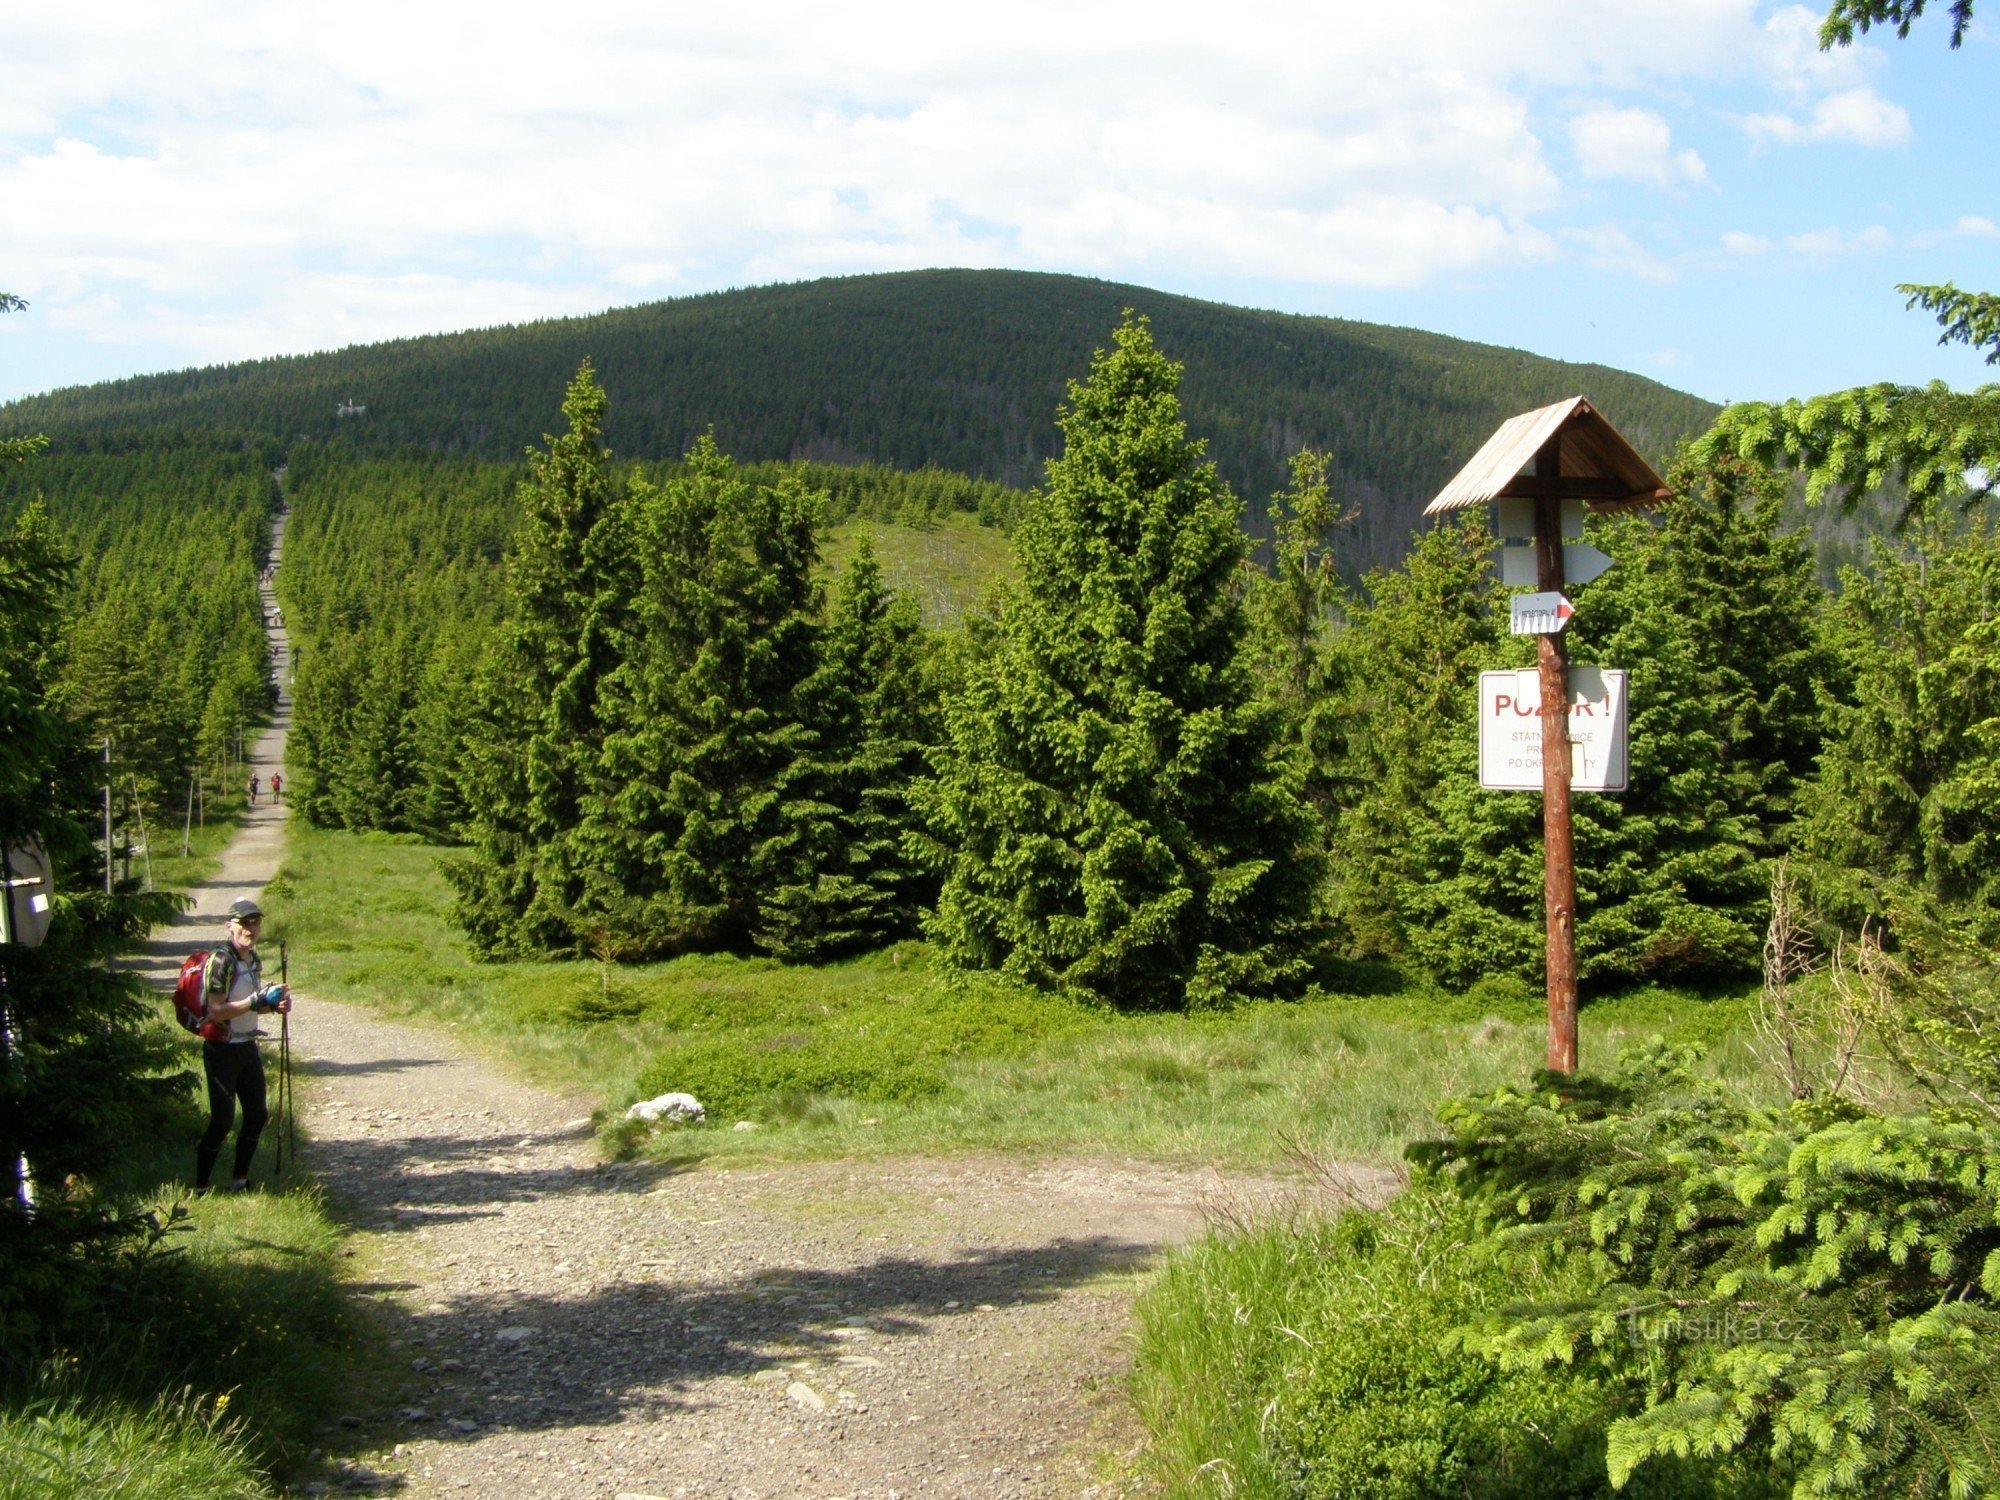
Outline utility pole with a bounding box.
[1533,438,1579,1074]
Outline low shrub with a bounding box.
[1133,1183,1783,1500]
[631,978,1098,1120]
[1267,1203,1607,1498]
[1415,1038,2000,1499]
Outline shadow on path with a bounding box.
[356,1232,1159,1438]
[313,1132,693,1224]
[292,1056,449,1079]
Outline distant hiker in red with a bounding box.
[270,772,283,804]
[195,897,291,1192]
[247,774,259,805]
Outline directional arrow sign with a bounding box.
[1496,495,1582,544]
[1510,591,1574,635]
[1563,543,1613,586]
[1499,541,1614,588]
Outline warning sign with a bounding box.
[1478,667,1628,793]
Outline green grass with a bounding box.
[143,783,251,896]
[5,1057,379,1495]
[263,825,1764,1171]
[0,1391,267,1500]
[822,512,1017,626]
[2,952,379,1499]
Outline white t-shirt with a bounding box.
[206,945,264,1041]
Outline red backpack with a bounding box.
[173,951,231,1042]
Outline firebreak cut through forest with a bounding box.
[5,9,2000,1479]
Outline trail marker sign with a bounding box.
[1497,495,1581,543]
[1480,667,1629,792]
[1499,540,1614,587]
[0,841,52,949]
[1427,396,1669,1075]
[1510,591,1574,635]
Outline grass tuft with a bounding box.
[0,1389,267,1500]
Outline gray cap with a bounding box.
[228,897,264,922]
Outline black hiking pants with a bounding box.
[197,1040,267,1187]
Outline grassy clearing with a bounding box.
[264,825,1764,1171]
[140,783,251,897]
[822,512,1016,626]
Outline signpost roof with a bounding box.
[1425,396,1671,517]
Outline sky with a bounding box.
[2,1,1995,408]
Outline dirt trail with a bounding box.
[145,505,1387,1499]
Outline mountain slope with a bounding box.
[5,269,1716,567]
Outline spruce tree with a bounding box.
[1320,515,1505,960]
[758,540,935,961]
[1247,449,1354,826]
[1,498,182,1312]
[917,317,1319,1010]
[1807,513,2000,921]
[578,436,823,957]
[1644,451,1838,850]
[447,362,629,956]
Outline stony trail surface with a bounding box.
[141,504,1391,1499]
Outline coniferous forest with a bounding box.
[5,221,2000,1496]
[1,269,1717,571]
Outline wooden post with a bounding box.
[102,739,113,896]
[1534,437,1579,1074]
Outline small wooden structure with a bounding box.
[1428,397,1668,1074]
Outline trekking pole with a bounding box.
[277,940,295,1175]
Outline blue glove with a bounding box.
[253,984,286,1013]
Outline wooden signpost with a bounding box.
[1427,398,1668,1073]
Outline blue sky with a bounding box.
[2,1,1994,409]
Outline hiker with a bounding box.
[195,897,291,1193]
[270,771,283,804]
[248,773,259,805]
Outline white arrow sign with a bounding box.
[1563,543,1613,586]
[1498,542,1614,588]
[1511,591,1574,635]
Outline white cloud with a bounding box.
[1570,106,1708,185]
[1564,225,1678,283]
[1743,86,1913,145]
[1761,4,1874,98]
[1713,217,1994,266]
[1736,6,1912,147]
[0,0,1953,389]
[7,0,1615,371]
[1783,225,1898,257]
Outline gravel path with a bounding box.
[142,504,1391,1499]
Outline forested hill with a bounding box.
[4,269,1715,563]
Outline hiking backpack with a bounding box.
[173,951,231,1042]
